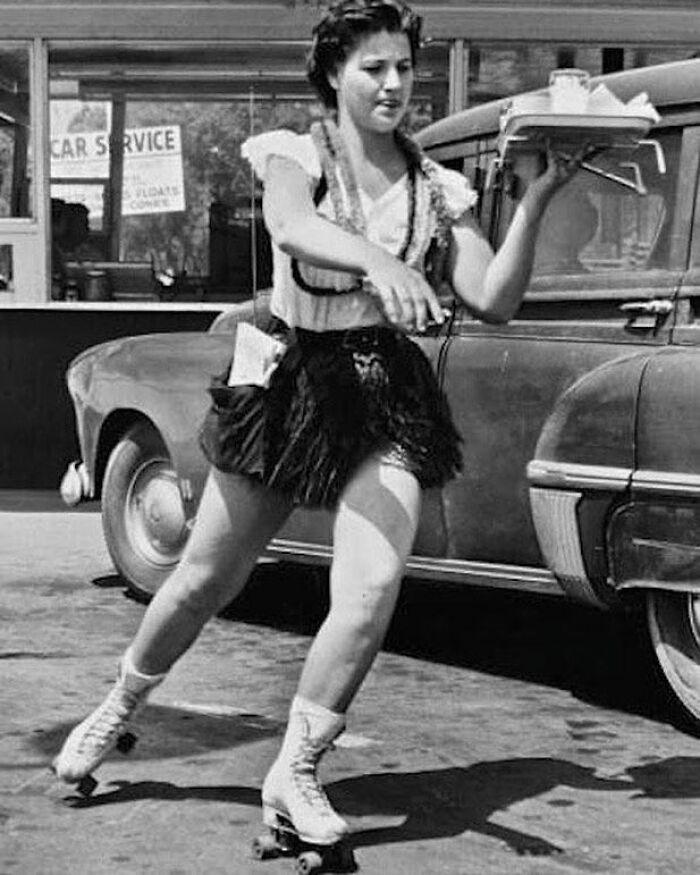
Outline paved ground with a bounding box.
[3,495,700,873]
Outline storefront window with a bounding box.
[410,41,450,131]
[0,44,31,220]
[464,43,697,108]
[48,40,449,304]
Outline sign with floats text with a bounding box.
[50,125,185,217]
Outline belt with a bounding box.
[295,324,396,350]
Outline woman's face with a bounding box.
[329,29,414,133]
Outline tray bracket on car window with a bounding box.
[488,136,666,198]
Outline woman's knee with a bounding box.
[329,560,403,627]
[160,557,240,618]
[332,546,404,592]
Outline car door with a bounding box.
[440,125,686,571]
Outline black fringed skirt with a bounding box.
[198,323,462,509]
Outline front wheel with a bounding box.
[647,589,700,731]
[102,421,191,597]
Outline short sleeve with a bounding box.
[241,130,322,184]
[432,163,479,220]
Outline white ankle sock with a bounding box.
[290,695,343,721]
[122,648,167,683]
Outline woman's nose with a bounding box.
[383,65,402,90]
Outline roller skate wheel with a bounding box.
[251,834,279,860]
[296,850,323,874]
[76,774,98,797]
[115,731,137,754]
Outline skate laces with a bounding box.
[77,687,139,752]
[290,739,337,817]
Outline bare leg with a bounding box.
[296,453,421,712]
[131,467,293,674]
[260,453,421,842]
[53,468,292,786]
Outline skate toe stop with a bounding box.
[337,844,358,871]
[116,731,137,753]
[296,843,357,874]
[76,774,98,797]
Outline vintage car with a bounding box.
[62,58,700,728]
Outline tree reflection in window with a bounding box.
[0,45,31,218]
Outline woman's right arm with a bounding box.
[263,155,444,331]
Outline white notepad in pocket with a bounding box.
[228,322,287,388]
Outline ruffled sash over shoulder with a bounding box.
[430,162,479,220]
[241,129,322,184]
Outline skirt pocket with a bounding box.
[199,377,266,479]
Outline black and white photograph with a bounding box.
[2,0,700,872]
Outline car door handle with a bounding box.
[619,298,673,331]
[619,299,673,317]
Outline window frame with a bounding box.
[0,38,49,302]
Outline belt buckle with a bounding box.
[342,326,380,351]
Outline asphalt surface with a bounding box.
[3,493,700,874]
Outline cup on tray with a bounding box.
[549,68,591,114]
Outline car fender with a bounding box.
[66,329,237,498]
[609,347,700,593]
[527,351,653,606]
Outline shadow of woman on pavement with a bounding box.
[625,756,700,799]
[334,757,631,856]
[56,754,700,857]
[59,756,637,858]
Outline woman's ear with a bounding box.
[327,66,339,93]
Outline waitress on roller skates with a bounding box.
[53,0,583,860]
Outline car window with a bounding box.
[462,136,499,235]
[528,129,682,277]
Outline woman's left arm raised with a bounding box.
[449,149,585,324]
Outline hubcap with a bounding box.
[687,593,700,650]
[125,458,188,567]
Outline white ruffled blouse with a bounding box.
[242,129,477,331]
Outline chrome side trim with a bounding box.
[631,470,700,496]
[267,540,331,563]
[527,459,632,492]
[529,487,603,606]
[529,488,586,581]
[265,538,562,596]
[617,578,700,594]
[529,463,700,499]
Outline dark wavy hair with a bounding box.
[307,0,423,110]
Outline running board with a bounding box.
[264,538,562,596]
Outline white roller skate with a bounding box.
[51,649,165,797]
[253,696,356,873]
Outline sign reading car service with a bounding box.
[50,125,185,217]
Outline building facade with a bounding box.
[0,0,697,484]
